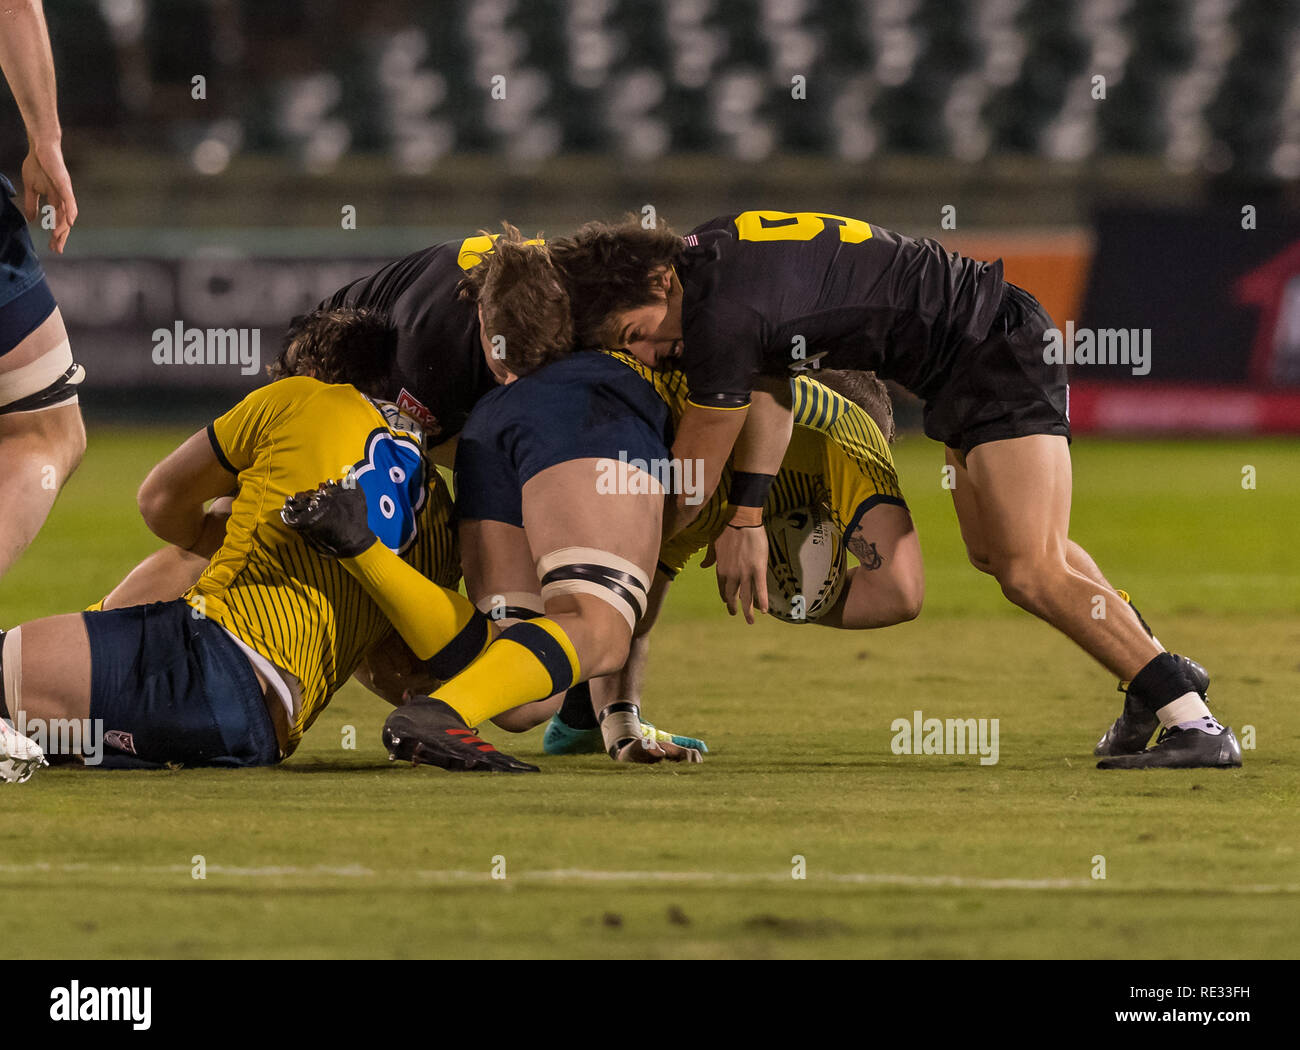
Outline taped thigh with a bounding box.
[537,547,650,631]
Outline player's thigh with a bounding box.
[6,613,92,725]
[0,310,84,455]
[944,446,994,569]
[0,307,69,374]
[458,518,537,605]
[0,401,84,459]
[962,434,1073,563]
[520,458,663,577]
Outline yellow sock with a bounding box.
[343,542,479,661]
[433,618,581,728]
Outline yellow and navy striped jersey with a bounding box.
[191,376,459,753]
[635,363,905,576]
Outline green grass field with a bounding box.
[3,429,1298,959]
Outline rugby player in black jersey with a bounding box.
[545,210,1239,771]
[99,226,570,608]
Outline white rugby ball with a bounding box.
[765,504,847,623]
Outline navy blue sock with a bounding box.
[557,681,598,730]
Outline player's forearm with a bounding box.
[0,1,63,144]
[590,631,651,709]
[666,403,748,536]
[733,378,793,471]
[101,545,210,610]
[590,573,669,708]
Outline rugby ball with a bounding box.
[765,504,847,623]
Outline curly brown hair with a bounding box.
[267,307,397,398]
[458,223,573,376]
[811,369,897,443]
[547,216,685,349]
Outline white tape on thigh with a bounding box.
[536,547,651,631]
[475,590,545,628]
[0,339,73,408]
[3,626,23,722]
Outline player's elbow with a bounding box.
[136,471,179,541]
[892,579,924,623]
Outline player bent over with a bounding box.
[546,212,1239,770]
[545,365,923,754]
[284,351,702,770]
[0,310,528,781]
[0,0,84,582]
[87,225,572,612]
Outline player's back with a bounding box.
[191,376,457,752]
[324,240,493,441]
[682,211,1005,400]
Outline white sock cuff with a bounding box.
[1155,691,1210,729]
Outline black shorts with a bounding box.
[455,352,673,527]
[84,599,279,769]
[922,282,1071,456]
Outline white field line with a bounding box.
[0,862,1298,894]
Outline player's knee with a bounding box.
[965,546,996,575]
[538,546,647,676]
[572,605,632,678]
[50,407,86,477]
[3,405,85,481]
[992,557,1056,612]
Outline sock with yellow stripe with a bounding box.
[342,542,487,673]
[432,618,582,728]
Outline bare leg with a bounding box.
[458,517,564,733]
[0,310,85,580]
[519,458,663,679]
[951,436,1160,680]
[7,613,93,731]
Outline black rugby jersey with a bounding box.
[678,211,1006,408]
[323,240,497,442]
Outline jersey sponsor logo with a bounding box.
[352,429,427,553]
[395,388,440,436]
[104,729,137,755]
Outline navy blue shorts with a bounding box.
[84,599,280,769]
[455,352,673,526]
[0,172,56,357]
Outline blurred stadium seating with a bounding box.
[4,1,1298,430]
[9,0,1298,177]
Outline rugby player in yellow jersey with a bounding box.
[284,341,726,769]
[542,365,923,754]
[0,308,541,780]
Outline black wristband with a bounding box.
[729,471,776,508]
